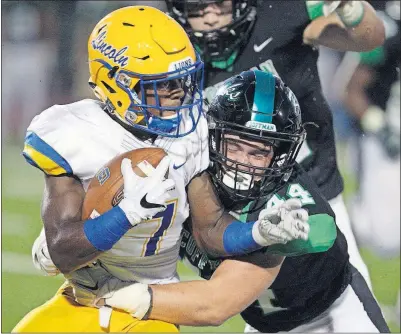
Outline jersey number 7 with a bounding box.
[141,199,177,257]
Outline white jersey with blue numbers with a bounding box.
[23,99,209,285]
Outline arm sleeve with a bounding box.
[359,46,385,66]
[22,105,75,176]
[23,130,73,176]
[305,1,325,21]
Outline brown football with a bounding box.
[82,147,167,220]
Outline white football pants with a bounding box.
[349,135,400,259]
[329,193,373,289]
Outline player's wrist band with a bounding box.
[223,221,263,255]
[335,1,365,27]
[306,1,325,20]
[84,206,132,251]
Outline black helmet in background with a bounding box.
[166,0,257,69]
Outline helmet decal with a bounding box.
[168,57,194,72]
[245,120,277,132]
[91,30,129,67]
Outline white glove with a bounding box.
[333,1,365,27]
[32,228,59,276]
[323,1,342,16]
[95,278,151,320]
[361,105,385,134]
[320,2,365,27]
[118,156,175,226]
[252,199,310,246]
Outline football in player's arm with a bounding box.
[94,71,388,332]
[13,6,292,332]
[97,70,389,333]
[99,171,336,327]
[141,71,325,326]
[22,9,307,277]
[32,70,349,329]
[14,6,309,333]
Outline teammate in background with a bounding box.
[94,70,389,333]
[14,7,308,333]
[165,0,386,287]
[344,1,400,326]
[344,0,400,256]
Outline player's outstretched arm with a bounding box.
[303,1,385,52]
[99,253,283,326]
[149,254,283,326]
[41,174,102,274]
[186,173,309,258]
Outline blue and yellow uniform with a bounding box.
[14,5,209,332]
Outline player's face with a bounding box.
[138,79,185,117]
[187,1,233,31]
[223,134,274,180]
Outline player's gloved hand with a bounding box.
[118,156,175,226]
[95,278,152,320]
[32,229,60,276]
[321,1,364,27]
[254,199,310,246]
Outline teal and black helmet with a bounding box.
[208,70,306,204]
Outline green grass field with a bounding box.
[2,144,399,332]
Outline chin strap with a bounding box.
[148,113,181,134]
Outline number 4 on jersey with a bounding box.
[286,184,315,205]
[256,289,287,315]
[266,183,316,209]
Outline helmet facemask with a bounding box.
[209,117,305,205]
[93,56,204,138]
